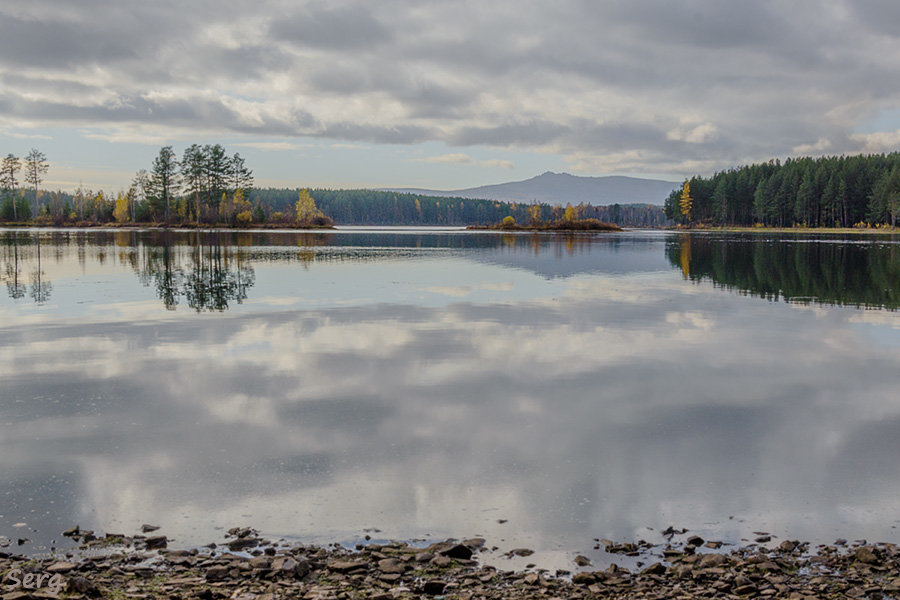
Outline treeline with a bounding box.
[0,145,259,226]
[1,145,669,227]
[251,188,668,227]
[664,153,900,227]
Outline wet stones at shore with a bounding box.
[5,528,900,600]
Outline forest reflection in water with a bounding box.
[667,232,900,310]
[0,229,651,311]
[4,229,900,311]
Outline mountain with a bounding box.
[387,171,679,206]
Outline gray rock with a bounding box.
[574,555,592,567]
[141,524,160,533]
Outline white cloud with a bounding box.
[413,153,514,168]
[234,141,306,151]
[414,153,476,165]
[792,137,833,155]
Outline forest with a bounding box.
[664,153,900,227]
[0,146,668,228]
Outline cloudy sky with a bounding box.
[2,0,900,191]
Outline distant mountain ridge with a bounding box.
[387,171,679,206]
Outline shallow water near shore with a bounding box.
[2,227,900,569]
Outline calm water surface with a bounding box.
[2,227,900,567]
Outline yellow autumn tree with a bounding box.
[528,202,542,225]
[113,191,130,223]
[234,188,253,225]
[563,203,577,221]
[679,180,693,222]
[295,188,321,223]
[218,192,232,222]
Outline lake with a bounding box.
[2,227,900,567]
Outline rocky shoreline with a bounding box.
[2,526,900,600]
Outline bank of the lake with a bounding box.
[3,527,898,600]
[0,222,336,230]
[668,224,899,234]
[467,218,623,232]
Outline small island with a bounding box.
[468,216,622,232]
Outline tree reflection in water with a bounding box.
[1,231,52,304]
[667,233,900,310]
[139,231,256,311]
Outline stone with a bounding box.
[46,561,77,574]
[205,566,230,581]
[699,553,728,568]
[422,580,446,595]
[687,536,704,547]
[508,548,534,557]
[227,538,259,552]
[327,560,367,573]
[431,555,452,568]
[573,555,592,567]
[572,572,596,585]
[779,540,798,553]
[66,577,101,598]
[141,524,160,533]
[377,558,407,574]
[144,536,167,550]
[62,526,80,537]
[440,544,474,560]
[641,562,666,576]
[271,556,297,573]
[856,546,879,564]
[523,573,540,585]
